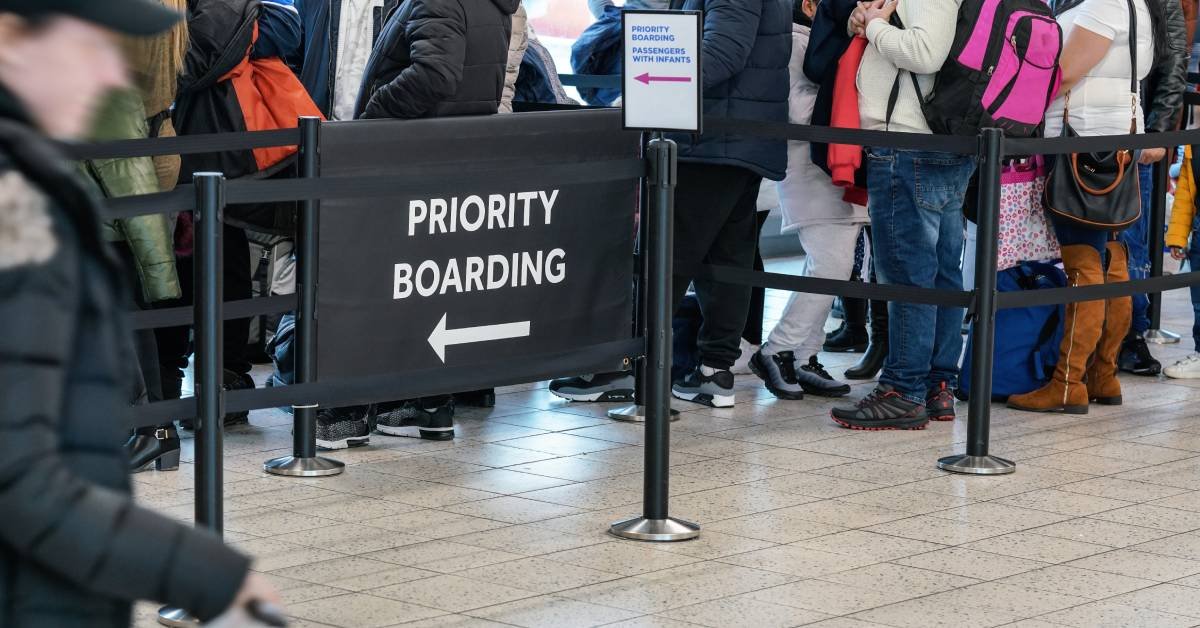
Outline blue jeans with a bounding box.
[1120,164,1154,333]
[867,148,977,403]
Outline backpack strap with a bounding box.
[883,12,928,131]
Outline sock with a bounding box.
[700,364,719,376]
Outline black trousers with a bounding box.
[672,162,763,370]
[155,223,254,395]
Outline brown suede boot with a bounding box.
[1008,245,1106,414]
[1087,241,1132,405]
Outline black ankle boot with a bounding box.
[824,296,868,353]
[846,299,888,379]
[125,424,181,472]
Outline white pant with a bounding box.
[763,223,863,358]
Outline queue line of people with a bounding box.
[552,0,1194,432]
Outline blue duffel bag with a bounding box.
[960,261,1067,401]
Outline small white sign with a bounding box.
[622,10,702,133]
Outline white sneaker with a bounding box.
[1164,353,1200,379]
[731,339,758,375]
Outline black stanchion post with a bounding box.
[938,128,1016,475]
[610,134,699,542]
[266,117,346,477]
[160,173,226,628]
[1145,158,1181,344]
[611,133,679,424]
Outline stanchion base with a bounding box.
[938,454,1016,475]
[607,405,681,423]
[158,607,198,627]
[1145,328,1182,345]
[609,516,700,542]
[264,455,346,477]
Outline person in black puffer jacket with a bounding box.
[0,2,280,625]
[310,0,519,452]
[354,0,521,120]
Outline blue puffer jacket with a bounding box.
[670,0,791,181]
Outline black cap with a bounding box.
[0,0,182,36]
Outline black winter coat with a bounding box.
[355,0,521,119]
[669,0,792,182]
[0,104,248,628]
[1144,0,1189,134]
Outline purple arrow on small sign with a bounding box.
[635,72,693,85]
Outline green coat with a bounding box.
[87,89,181,303]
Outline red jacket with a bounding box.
[829,36,868,206]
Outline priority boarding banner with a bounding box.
[316,110,641,382]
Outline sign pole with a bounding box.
[611,134,699,542]
[160,173,227,627]
[266,117,346,477]
[938,128,1015,475]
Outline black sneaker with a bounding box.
[316,405,374,450]
[672,366,735,408]
[376,399,456,441]
[749,350,804,400]
[1119,334,1162,376]
[548,372,635,402]
[831,385,928,430]
[926,381,956,422]
[796,355,852,397]
[823,322,869,353]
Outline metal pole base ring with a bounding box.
[938,454,1016,475]
[607,405,681,423]
[1145,328,1182,345]
[158,606,199,627]
[609,516,700,542]
[264,455,346,477]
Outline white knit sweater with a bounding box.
[856,0,962,135]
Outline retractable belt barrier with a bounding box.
[80,103,1200,543]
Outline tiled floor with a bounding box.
[133,260,1200,628]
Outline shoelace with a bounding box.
[856,388,889,409]
[805,356,833,380]
[777,355,800,384]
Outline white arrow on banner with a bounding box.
[428,313,532,363]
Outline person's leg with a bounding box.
[742,210,769,347]
[1087,240,1132,405]
[671,164,759,408]
[755,224,859,399]
[833,149,974,430]
[868,151,944,404]
[1164,229,1200,378]
[155,252,193,402]
[1117,164,1161,375]
[223,224,253,380]
[1123,164,1153,333]
[928,198,970,391]
[1009,223,1107,413]
[693,170,761,370]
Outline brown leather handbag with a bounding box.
[1043,0,1142,230]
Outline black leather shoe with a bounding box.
[126,426,181,472]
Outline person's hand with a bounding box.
[863,0,898,28]
[1140,147,1168,164]
[1171,246,1188,261]
[230,572,283,614]
[848,1,873,36]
